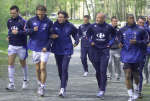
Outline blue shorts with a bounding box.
[123,63,139,72]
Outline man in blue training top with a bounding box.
[87,13,115,99]
[78,15,92,77]
[119,14,148,101]
[137,16,149,98]
[143,16,150,84]
[6,5,28,90]
[50,11,79,97]
[26,5,53,96]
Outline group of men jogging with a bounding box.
[5,4,150,101]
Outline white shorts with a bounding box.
[32,51,50,64]
[8,45,27,60]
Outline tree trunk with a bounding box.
[134,0,137,21]
[55,0,62,10]
[85,0,91,17]
[44,0,47,7]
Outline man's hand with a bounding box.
[107,45,110,48]
[42,48,47,52]
[130,39,136,44]
[12,30,18,35]
[147,43,150,47]
[50,34,59,39]
[34,26,38,32]
[119,43,123,48]
[73,44,77,47]
[6,36,9,41]
[91,42,95,46]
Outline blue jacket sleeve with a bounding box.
[87,25,94,44]
[108,26,116,46]
[45,21,53,50]
[71,24,79,45]
[136,30,149,46]
[7,21,11,36]
[17,20,26,35]
[25,19,34,35]
[78,26,83,39]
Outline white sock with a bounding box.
[134,84,139,91]
[22,66,28,81]
[41,83,46,88]
[8,65,15,84]
[128,89,133,97]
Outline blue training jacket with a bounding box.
[78,23,91,48]
[7,16,27,47]
[51,21,79,55]
[144,21,150,55]
[120,23,148,63]
[87,22,116,49]
[26,16,53,52]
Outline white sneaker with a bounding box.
[83,72,88,77]
[22,80,28,89]
[97,91,104,99]
[59,88,66,97]
[37,81,41,87]
[107,74,112,81]
[6,82,15,90]
[128,96,134,101]
[38,86,45,97]
[143,80,149,85]
[133,90,139,100]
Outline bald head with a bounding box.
[96,13,106,24]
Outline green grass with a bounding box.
[0,53,8,65]
[137,85,150,101]
[0,52,8,77]
[0,30,8,52]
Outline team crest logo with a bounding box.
[83,31,87,36]
[43,24,47,28]
[123,33,126,36]
[133,32,137,39]
[11,26,18,30]
[123,33,126,37]
[42,23,47,30]
[116,28,119,31]
[55,27,58,30]
[96,33,105,41]
[96,33,105,39]
[33,22,37,26]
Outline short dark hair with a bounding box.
[126,14,134,19]
[58,11,69,18]
[84,15,90,19]
[36,5,47,11]
[10,5,19,12]
[111,16,117,21]
[137,16,146,21]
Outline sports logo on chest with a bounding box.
[123,32,126,37]
[94,25,97,28]
[64,27,71,35]
[33,22,38,26]
[54,26,58,31]
[83,31,87,37]
[55,26,62,34]
[11,26,18,31]
[132,31,137,39]
[96,33,106,41]
[42,23,47,30]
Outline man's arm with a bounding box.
[71,24,79,47]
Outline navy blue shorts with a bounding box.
[123,63,139,72]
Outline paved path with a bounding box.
[0,47,130,101]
